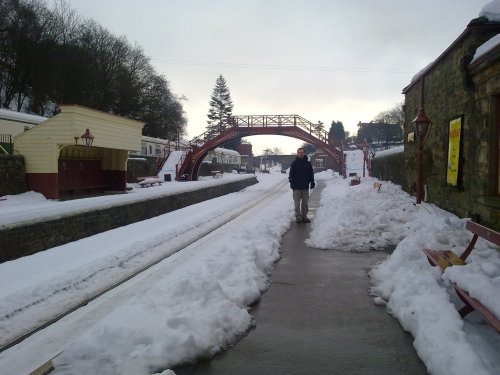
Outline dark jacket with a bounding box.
[289,155,314,190]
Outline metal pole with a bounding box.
[416,141,423,204]
[416,77,425,204]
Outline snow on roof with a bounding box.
[214,147,240,156]
[470,33,500,64]
[480,0,500,22]
[141,135,172,144]
[0,108,47,124]
[404,1,500,93]
[372,145,404,159]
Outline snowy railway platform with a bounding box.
[174,183,427,374]
[0,152,499,375]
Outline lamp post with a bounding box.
[362,139,369,178]
[412,87,432,204]
[175,124,181,151]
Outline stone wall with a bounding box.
[0,176,258,262]
[401,21,500,230]
[0,155,27,196]
[371,153,410,192]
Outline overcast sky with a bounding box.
[52,0,491,155]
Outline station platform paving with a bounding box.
[174,182,427,375]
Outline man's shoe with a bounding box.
[301,217,310,223]
[296,218,302,223]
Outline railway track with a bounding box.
[0,179,289,374]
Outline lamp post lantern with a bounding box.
[80,128,94,147]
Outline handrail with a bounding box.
[191,115,329,145]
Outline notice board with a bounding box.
[447,116,462,186]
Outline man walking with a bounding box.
[289,147,315,223]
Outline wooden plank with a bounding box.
[455,286,500,334]
[465,221,500,247]
[443,250,465,266]
[423,249,452,270]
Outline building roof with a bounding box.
[402,17,500,94]
[0,108,47,124]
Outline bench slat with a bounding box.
[423,249,464,271]
[423,220,500,334]
[442,250,465,266]
[465,221,500,247]
[455,286,500,333]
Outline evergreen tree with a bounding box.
[300,143,316,155]
[0,0,187,138]
[328,120,346,143]
[206,74,234,136]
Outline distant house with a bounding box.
[356,121,402,148]
[203,147,241,167]
[0,108,47,137]
[309,152,336,172]
[14,105,144,199]
[0,109,47,155]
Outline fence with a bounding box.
[0,134,12,155]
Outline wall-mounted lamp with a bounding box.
[81,128,94,147]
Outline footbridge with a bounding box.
[176,115,345,181]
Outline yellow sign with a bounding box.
[447,117,462,186]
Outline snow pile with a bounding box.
[471,34,500,64]
[52,182,291,374]
[0,173,293,374]
[306,171,499,375]
[480,0,500,22]
[443,256,500,316]
[307,174,427,251]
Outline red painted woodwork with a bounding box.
[25,173,59,199]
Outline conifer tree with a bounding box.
[206,74,234,137]
[329,121,346,143]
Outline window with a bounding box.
[155,144,161,155]
[315,159,325,168]
[148,145,152,155]
[141,142,147,155]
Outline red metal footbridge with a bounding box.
[176,114,346,181]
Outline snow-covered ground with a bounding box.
[0,151,499,375]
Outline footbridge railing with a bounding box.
[191,115,329,145]
[178,114,345,181]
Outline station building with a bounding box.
[13,105,144,199]
[373,16,500,230]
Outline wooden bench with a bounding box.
[349,176,361,186]
[211,170,222,179]
[137,176,162,187]
[423,221,500,333]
